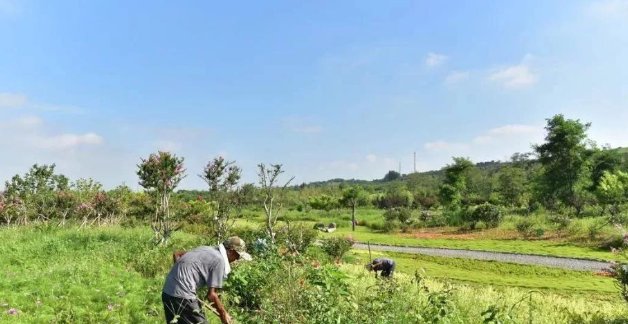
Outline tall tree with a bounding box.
[137,151,185,245]
[534,114,592,215]
[496,165,529,208]
[340,186,368,231]
[200,156,242,242]
[439,157,474,211]
[257,163,294,243]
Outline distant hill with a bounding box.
[300,147,628,188]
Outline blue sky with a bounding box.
[1,0,627,189]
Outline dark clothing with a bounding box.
[162,292,208,324]
[373,258,396,277]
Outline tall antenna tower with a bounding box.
[414,152,416,173]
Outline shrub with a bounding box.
[321,237,354,261]
[383,219,401,232]
[550,214,571,234]
[613,263,628,303]
[515,218,535,238]
[276,223,318,254]
[465,203,502,229]
[384,208,412,223]
[225,254,282,311]
[587,218,609,240]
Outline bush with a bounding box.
[276,223,318,254]
[224,254,282,311]
[550,214,571,233]
[465,203,502,229]
[384,208,412,223]
[321,237,354,261]
[383,219,401,232]
[515,219,535,238]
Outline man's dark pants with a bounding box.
[162,292,208,324]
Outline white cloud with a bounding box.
[365,154,378,163]
[425,52,448,67]
[0,92,27,108]
[444,71,469,84]
[588,0,628,18]
[0,115,104,151]
[38,133,103,150]
[489,64,537,89]
[15,115,43,128]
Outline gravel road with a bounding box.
[353,242,613,272]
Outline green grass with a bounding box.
[340,263,627,324]
[0,225,625,323]
[0,225,212,323]
[349,250,616,294]
[329,226,621,261]
[238,208,621,261]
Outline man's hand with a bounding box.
[207,287,231,324]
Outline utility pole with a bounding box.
[414,152,416,173]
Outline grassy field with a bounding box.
[236,215,620,261]
[1,225,625,323]
[349,250,615,293]
[332,227,620,261]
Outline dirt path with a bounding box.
[353,242,613,272]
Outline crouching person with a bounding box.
[365,257,396,278]
[162,237,252,324]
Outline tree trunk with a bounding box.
[351,203,356,231]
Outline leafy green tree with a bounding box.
[308,194,338,211]
[339,186,369,231]
[439,157,474,211]
[496,165,529,207]
[590,147,623,190]
[200,156,242,242]
[375,187,413,209]
[137,151,186,244]
[4,164,69,223]
[72,178,103,202]
[383,170,401,182]
[534,114,592,215]
[596,170,628,218]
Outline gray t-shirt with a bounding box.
[163,246,226,299]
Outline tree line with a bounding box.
[1,114,628,237]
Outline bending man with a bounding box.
[365,257,396,278]
[162,236,252,324]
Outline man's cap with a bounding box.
[223,236,252,261]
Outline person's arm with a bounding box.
[207,287,231,324]
[172,250,186,263]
